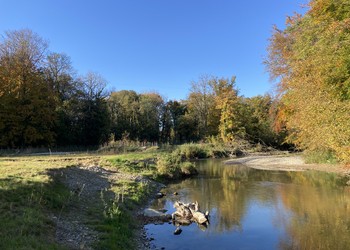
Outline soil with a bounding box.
[225,154,350,175]
[48,163,159,250]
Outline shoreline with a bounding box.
[136,153,350,249]
[224,154,350,175]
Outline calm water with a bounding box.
[145,159,350,250]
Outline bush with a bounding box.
[156,143,231,179]
[156,151,201,179]
[180,162,198,176]
[175,143,229,159]
[156,154,182,179]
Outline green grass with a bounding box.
[104,151,165,180]
[0,157,74,249]
[0,154,158,250]
[96,176,154,249]
[304,150,339,164]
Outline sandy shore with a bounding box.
[225,154,350,175]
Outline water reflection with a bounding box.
[147,159,350,250]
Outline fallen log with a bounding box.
[172,201,209,225]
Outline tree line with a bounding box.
[266,0,350,163]
[0,29,286,149]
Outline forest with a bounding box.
[0,29,285,150]
[0,0,349,164]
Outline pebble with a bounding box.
[174,227,182,235]
[156,192,165,198]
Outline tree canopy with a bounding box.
[266,0,350,163]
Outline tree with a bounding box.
[108,90,140,141]
[266,0,350,162]
[244,95,286,147]
[44,52,76,101]
[211,76,241,142]
[0,29,56,147]
[162,100,193,144]
[78,72,111,146]
[138,92,164,142]
[187,75,218,139]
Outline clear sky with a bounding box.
[0,0,307,100]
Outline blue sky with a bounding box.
[0,0,307,100]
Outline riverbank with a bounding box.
[0,154,163,249]
[225,154,350,175]
[1,149,348,249]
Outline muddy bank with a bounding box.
[225,154,350,175]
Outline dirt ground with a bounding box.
[48,163,155,250]
[225,154,350,175]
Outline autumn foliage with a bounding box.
[266,0,350,163]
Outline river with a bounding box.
[145,159,350,250]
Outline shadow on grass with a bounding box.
[0,174,70,249]
[47,166,136,250]
[0,164,146,250]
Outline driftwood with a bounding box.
[172,201,209,226]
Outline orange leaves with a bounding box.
[266,0,350,163]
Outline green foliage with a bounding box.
[187,75,219,138]
[156,153,183,179]
[160,100,198,143]
[180,161,198,176]
[174,144,208,159]
[108,91,164,142]
[156,143,231,179]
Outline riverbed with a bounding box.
[145,158,350,250]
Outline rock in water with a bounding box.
[156,192,165,198]
[174,227,182,235]
[192,211,208,224]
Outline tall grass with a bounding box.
[174,143,230,159]
[304,150,339,164]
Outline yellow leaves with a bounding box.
[266,0,350,163]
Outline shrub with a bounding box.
[180,162,198,176]
[156,154,182,179]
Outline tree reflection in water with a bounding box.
[148,159,350,250]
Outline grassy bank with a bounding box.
[0,154,157,249]
[0,143,232,249]
[0,156,77,249]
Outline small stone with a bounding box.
[174,227,182,235]
[156,192,164,198]
[173,192,178,195]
